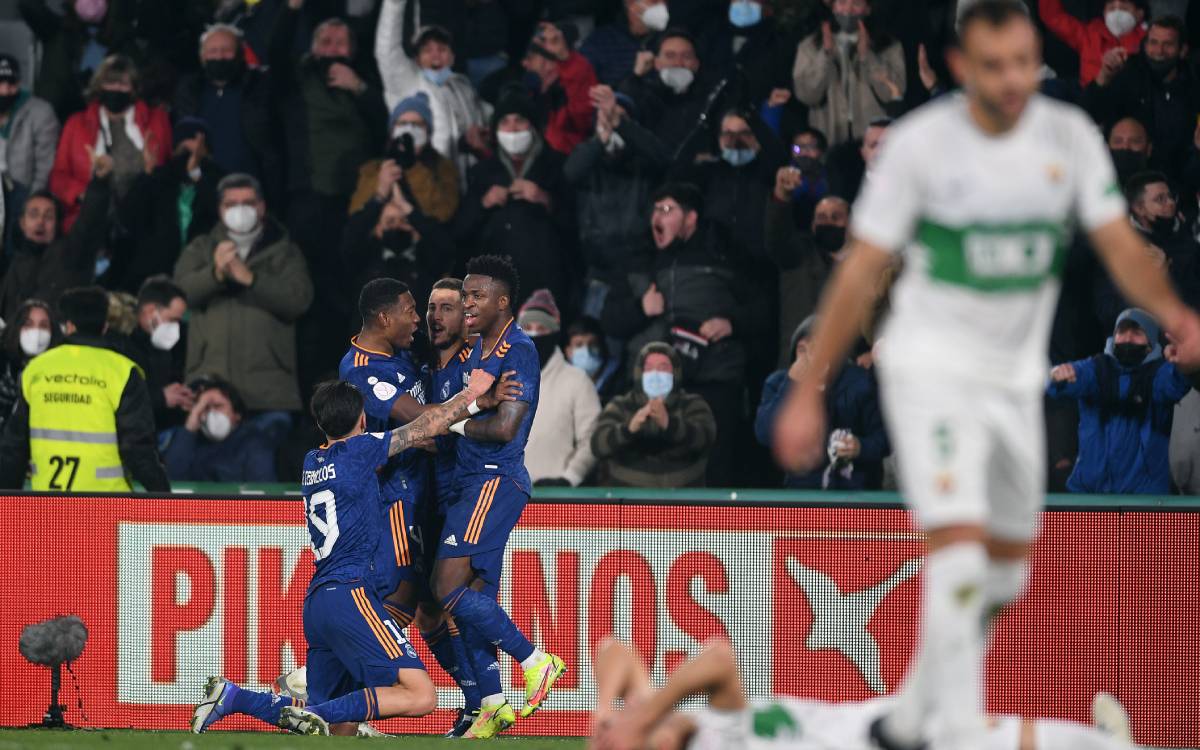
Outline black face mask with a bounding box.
[1109,148,1147,185]
[203,58,245,84]
[812,225,847,254]
[98,89,132,113]
[316,55,353,79]
[531,333,558,368]
[0,92,17,113]
[1150,215,1177,238]
[16,232,49,255]
[1114,342,1151,368]
[1146,56,1178,79]
[792,155,822,174]
[381,229,413,250]
[388,133,417,169]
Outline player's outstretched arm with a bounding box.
[773,238,895,472]
[388,390,481,456]
[1089,218,1200,370]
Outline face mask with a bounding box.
[721,147,756,167]
[201,409,234,441]
[497,129,533,156]
[532,334,558,368]
[659,66,694,94]
[150,318,180,350]
[1113,342,1150,368]
[1104,9,1137,38]
[421,66,452,87]
[1109,148,1147,183]
[223,204,259,234]
[1150,215,1177,237]
[729,1,762,28]
[0,93,17,112]
[605,130,627,155]
[813,225,847,254]
[74,0,107,24]
[94,255,110,278]
[642,370,674,400]
[393,123,428,150]
[98,89,132,113]
[570,347,602,377]
[792,155,822,174]
[835,13,863,32]
[381,228,413,249]
[19,328,50,357]
[1146,56,1177,79]
[641,3,670,31]
[203,58,245,84]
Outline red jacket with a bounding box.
[1038,0,1145,85]
[544,51,598,155]
[49,100,172,231]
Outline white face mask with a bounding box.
[1105,9,1137,37]
[641,2,670,31]
[393,123,429,150]
[659,66,695,94]
[497,129,534,156]
[150,318,180,351]
[19,327,50,357]
[201,409,233,441]
[222,204,259,234]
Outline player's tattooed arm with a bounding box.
[462,399,530,443]
[388,371,522,424]
[388,390,478,456]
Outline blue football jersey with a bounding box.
[431,341,473,507]
[338,338,429,506]
[302,431,392,593]
[455,319,540,494]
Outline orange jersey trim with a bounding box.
[466,477,501,544]
[351,587,401,660]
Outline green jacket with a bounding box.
[173,218,314,412]
[590,387,717,488]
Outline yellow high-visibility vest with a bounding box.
[22,344,141,492]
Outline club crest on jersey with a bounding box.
[1046,162,1065,184]
[441,381,451,400]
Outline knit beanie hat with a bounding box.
[389,91,434,133]
[517,288,561,333]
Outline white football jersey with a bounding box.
[852,93,1126,392]
[687,697,893,750]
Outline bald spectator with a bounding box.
[1038,0,1146,86]
[766,165,851,366]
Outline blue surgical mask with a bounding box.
[421,67,452,87]
[94,255,111,279]
[570,347,603,377]
[642,370,674,399]
[722,147,757,167]
[729,1,762,28]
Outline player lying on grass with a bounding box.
[589,639,1137,750]
[192,376,507,736]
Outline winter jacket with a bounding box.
[698,16,798,106]
[1080,56,1200,182]
[3,93,60,192]
[602,228,759,386]
[375,0,490,189]
[120,325,187,431]
[755,366,889,490]
[541,51,599,156]
[456,139,573,306]
[0,176,110,324]
[173,67,285,212]
[49,100,172,231]
[618,72,728,158]
[340,196,455,307]
[591,384,716,488]
[348,151,461,221]
[791,31,905,145]
[580,21,653,87]
[526,348,601,486]
[160,422,278,482]
[1037,0,1146,86]
[1048,354,1191,494]
[765,198,834,367]
[173,218,314,412]
[270,4,388,198]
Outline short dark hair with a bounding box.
[654,27,697,54]
[1124,170,1170,204]
[23,189,59,219]
[465,255,520,305]
[651,182,704,219]
[195,377,247,417]
[413,24,454,52]
[216,173,264,203]
[793,126,828,152]
[432,277,463,293]
[58,286,110,336]
[956,0,1031,40]
[564,316,608,359]
[1149,15,1186,43]
[359,278,411,324]
[311,380,364,440]
[137,275,186,310]
[313,17,357,56]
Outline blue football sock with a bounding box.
[422,620,481,711]
[461,620,503,699]
[308,687,378,724]
[448,617,482,711]
[442,586,536,664]
[227,684,297,725]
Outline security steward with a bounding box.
[0,286,169,492]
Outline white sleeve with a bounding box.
[375,0,421,111]
[850,125,923,254]
[1071,111,1127,232]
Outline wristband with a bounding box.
[449,421,467,436]
[467,399,481,416]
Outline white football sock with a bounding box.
[520,648,546,671]
[481,693,505,708]
[985,558,1028,614]
[1034,719,1133,750]
[925,543,989,747]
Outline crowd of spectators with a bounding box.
[2,0,1200,493]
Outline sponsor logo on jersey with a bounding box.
[373,381,399,401]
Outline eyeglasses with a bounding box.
[653,203,677,215]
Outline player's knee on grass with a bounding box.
[330,721,359,736]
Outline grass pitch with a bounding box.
[0,730,588,749]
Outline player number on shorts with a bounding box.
[47,455,80,490]
[307,489,340,559]
[383,619,408,645]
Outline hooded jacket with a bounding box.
[1047,308,1192,494]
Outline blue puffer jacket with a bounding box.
[755,364,889,490]
[1048,310,1191,494]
